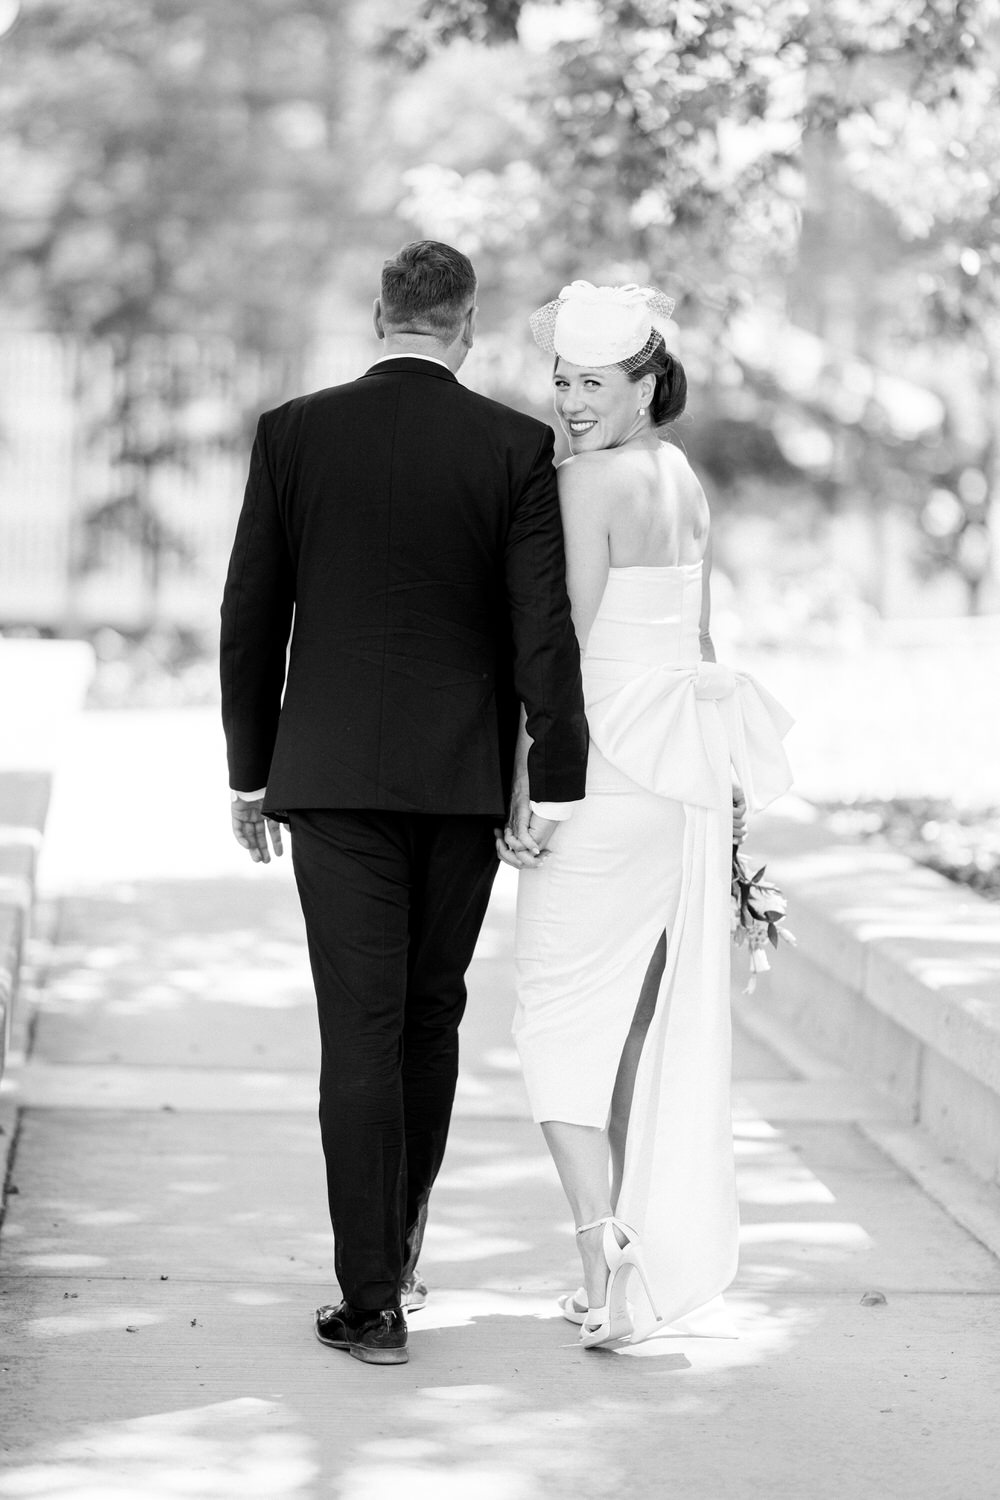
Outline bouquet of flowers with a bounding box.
[731,848,796,993]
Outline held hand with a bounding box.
[527,813,559,851]
[496,772,536,869]
[495,810,558,870]
[495,806,544,868]
[494,774,558,870]
[732,785,748,846]
[495,828,526,869]
[231,795,284,864]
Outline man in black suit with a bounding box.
[221,241,588,1364]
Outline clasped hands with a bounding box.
[495,781,748,871]
[494,771,554,869]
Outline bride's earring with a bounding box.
[638,407,646,417]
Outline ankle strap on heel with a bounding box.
[575,1215,635,1237]
[575,1215,612,1236]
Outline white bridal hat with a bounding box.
[529,280,677,370]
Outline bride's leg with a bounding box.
[541,1120,616,1309]
[609,930,667,1208]
[543,927,669,1305]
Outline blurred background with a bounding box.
[2,0,999,871]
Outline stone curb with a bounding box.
[751,802,1000,1187]
[0,775,51,1083]
[0,640,94,1084]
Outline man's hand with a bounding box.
[495,806,558,870]
[496,770,533,869]
[231,795,284,864]
[732,784,748,846]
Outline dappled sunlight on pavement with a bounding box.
[0,1399,319,1499]
[31,880,315,1069]
[3,709,1000,1498]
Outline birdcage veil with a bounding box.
[529,281,676,370]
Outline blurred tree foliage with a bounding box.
[0,0,347,364]
[0,0,350,604]
[382,0,1000,612]
[392,1,994,298]
[2,0,998,618]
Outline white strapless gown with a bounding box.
[513,562,792,1338]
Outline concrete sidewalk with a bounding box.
[2,709,1000,1499]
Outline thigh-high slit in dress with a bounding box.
[513,562,792,1338]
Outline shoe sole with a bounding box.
[349,1344,408,1364]
[315,1328,408,1364]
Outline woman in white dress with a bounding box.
[499,282,792,1348]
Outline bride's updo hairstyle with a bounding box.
[529,278,682,422]
[623,335,687,427]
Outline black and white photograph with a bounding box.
[1,2,999,1496]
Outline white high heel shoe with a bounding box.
[557,1286,588,1325]
[575,1215,661,1349]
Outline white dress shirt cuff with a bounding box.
[530,799,575,822]
[231,788,267,802]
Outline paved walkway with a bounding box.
[2,710,1000,1499]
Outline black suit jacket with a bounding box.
[220,356,588,820]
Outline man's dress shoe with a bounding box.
[314,1301,408,1364]
[401,1271,428,1311]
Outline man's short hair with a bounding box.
[380,241,477,340]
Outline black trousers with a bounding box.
[289,809,499,1311]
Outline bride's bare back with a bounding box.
[603,443,709,568]
[557,441,711,647]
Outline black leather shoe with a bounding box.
[314,1301,408,1364]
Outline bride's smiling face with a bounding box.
[553,358,640,453]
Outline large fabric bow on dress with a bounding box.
[586,659,793,814]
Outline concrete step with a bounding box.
[748,801,1000,1187]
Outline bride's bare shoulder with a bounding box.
[658,440,697,478]
[557,449,630,497]
[659,441,708,499]
[557,449,622,475]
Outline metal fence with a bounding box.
[4,329,993,639]
[0,329,371,633]
[0,333,78,624]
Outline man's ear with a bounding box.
[462,303,478,348]
[372,298,386,340]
